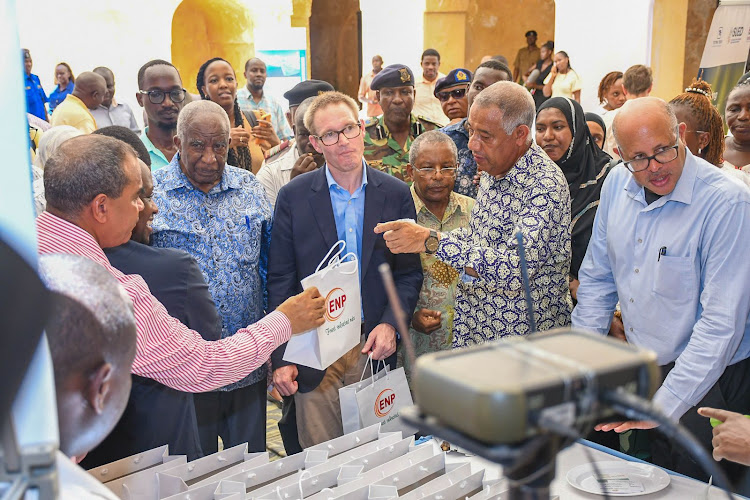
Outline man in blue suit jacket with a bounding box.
[269,91,422,448]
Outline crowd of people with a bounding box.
[19,28,750,491]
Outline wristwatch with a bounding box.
[425,229,439,254]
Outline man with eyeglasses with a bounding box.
[573,97,750,482]
[434,68,472,126]
[136,59,189,171]
[399,130,474,382]
[363,64,441,185]
[269,91,422,448]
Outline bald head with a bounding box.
[612,97,678,149]
[39,253,136,458]
[72,71,107,109]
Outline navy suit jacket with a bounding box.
[268,165,423,393]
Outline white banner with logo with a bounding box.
[283,240,362,370]
[698,2,750,122]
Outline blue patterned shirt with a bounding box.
[151,155,273,390]
[440,118,477,198]
[435,144,573,347]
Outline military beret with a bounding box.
[525,30,537,37]
[283,79,335,107]
[434,68,472,95]
[370,64,415,90]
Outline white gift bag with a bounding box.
[354,363,414,434]
[283,240,362,370]
[340,356,388,434]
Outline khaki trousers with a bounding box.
[294,337,369,449]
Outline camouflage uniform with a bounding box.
[363,114,440,184]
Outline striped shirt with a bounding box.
[36,211,291,392]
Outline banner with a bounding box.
[698,2,750,123]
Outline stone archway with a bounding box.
[171,0,255,94]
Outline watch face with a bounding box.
[426,236,438,253]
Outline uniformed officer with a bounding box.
[364,64,441,184]
[265,79,335,162]
[23,49,48,122]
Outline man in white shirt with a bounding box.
[412,48,448,126]
[91,67,140,134]
[257,97,324,208]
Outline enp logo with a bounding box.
[324,287,347,322]
[374,389,396,418]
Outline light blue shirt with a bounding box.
[325,162,367,277]
[237,87,294,141]
[572,149,750,421]
[140,127,170,171]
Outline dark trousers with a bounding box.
[650,356,750,486]
[194,379,267,454]
[278,396,303,455]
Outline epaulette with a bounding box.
[264,139,293,161]
[416,115,442,127]
[363,116,380,128]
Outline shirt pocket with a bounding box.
[652,255,697,301]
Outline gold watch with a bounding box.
[425,229,439,254]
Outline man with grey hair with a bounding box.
[37,134,325,424]
[573,97,750,481]
[398,130,474,380]
[151,99,275,455]
[376,81,572,346]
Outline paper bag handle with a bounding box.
[315,240,359,276]
[358,353,386,383]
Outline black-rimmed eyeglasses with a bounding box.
[314,123,362,146]
[138,88,187,104]
[622,143,679,173]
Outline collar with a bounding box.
[624,147,696,208]
[442,117,469,138]
[377,114,419,137]
[140,127,160,154]
[410,184,464,221]
[325,159,369,191]
[36,212,108,264]
[158,153,244,193]
[279,148,300,171]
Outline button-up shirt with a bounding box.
[91,100,140,134]
[572,150,750,421]
[256,146,298,209]
[237,87,294,141]
[36,211,290,392]
[435,144,572,346]
[152,155,274,389]
[399,186,474,380]
[49,94,97,134]
[49,82,74,114]
[140,127,170,171]
[413,72,448,126]
[25,73,47,120]
[441,118,477,198]
[325,162,368,277]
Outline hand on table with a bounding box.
[362,323,397,360]
[273,365,299,396]
[277,287,325,334]
[412,308,442,334]
[374,220,431,254]
[698,407,750,465]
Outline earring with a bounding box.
[698,147,702,154]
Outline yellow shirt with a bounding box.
[544,69,582,99]
[413,72,448,127]
[50,94,97,134]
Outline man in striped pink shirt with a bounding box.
[37,134,326,392]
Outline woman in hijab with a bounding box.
[535,97,614,299]
[584,112,606,150]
